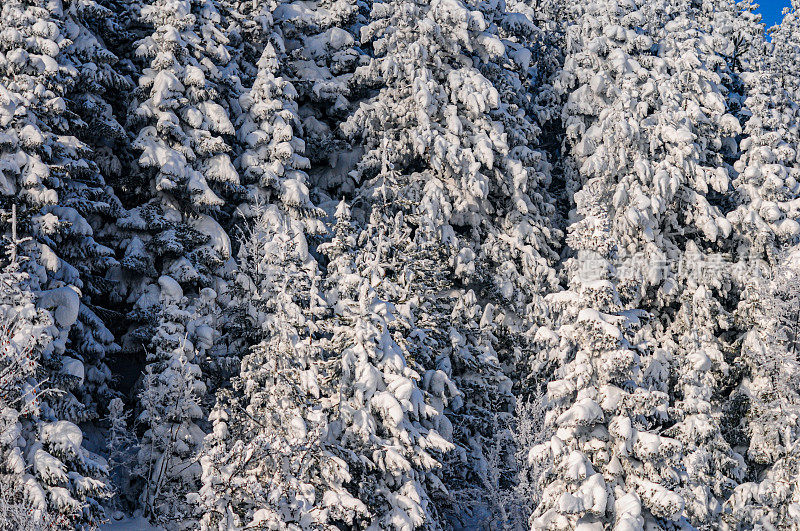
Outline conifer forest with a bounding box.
[2,0,800,529]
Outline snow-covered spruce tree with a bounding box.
[343,0,565,523]
[273,0,364,194]
[233,43,325,235]
[530,179,683,529]
[434,287,518,526]
[115,0,240,355]
[648,0,743,226]
[86,0,154,214]
[724,25,800,515]
[723,6,800,507]
[0,0,128,425]
[189,22,334,524]
[553,0,738,313]
[701,0,764,121]
[273,0,362,107]
[210,36,325,370]
[459,0,563,340]
[714,6,800,527]
[119,1,242,517]
[728,38,800,267]
[723,249,800,529]
[659,242,745,525]
[135,275,216,524]
[382,210,521,526]
[770,0,800,94]
[125,0,241,214]
[313,200,456,529]
[58,0,137,258]
[346,0,561,305]
[531,1,683,526]
[0,233,110,527]
[57,0,137,424]
[192,206,341,529]
[549,0,757,524]
[216,0,275,87]
[640,2,755,524]
[61,0,132,167]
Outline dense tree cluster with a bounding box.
[1,0,799,529]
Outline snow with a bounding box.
[50,206,93,236]
[41,421,83,456]
[576,308,623,341]
[189,214,231,258]
[183,65,205,87]
[19,124,44,148]
[158,275,183,302]
[557,398,604,428]
[778,218,800,237]
[31,445,68,484]
[634,478,684,520]
[203,154,239,184]
[60,357,85,384]
[280,178,315,210]
[37,287,80,328]
[198,101,235,135]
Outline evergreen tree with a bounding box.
[0,0,128,423]
[135,275,215,524]
[342,1,566,523]
[702,0,764,121]
[117,0,241,339]
[193,206,336,529]
[435,287,517,526]
[662,242,744,525]
[543,1,756,525]
[120,0,242,517]
[317,201,457,529]
[645,1,750,523]
[273,0,364,194]
[531,180,683,528]
[770,0,800,94]
[233,44,324,234]
[3,0,800,527]
[724,249,800,529]
[729,21,800,266]
[0,231,110,527]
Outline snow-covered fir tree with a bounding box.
[662,242,744,525]
[770,0,800,94]
[134,275,217,524]
[273,0,364,194]
[542,0,763,525]
[191,20,331,524]
[724,249,800,528]
[730,19,800,266]
[0,0,127,425]
[701,0,764,121]
[193,206,335,529]
[718,3,800,527]
[645,1,751,523]
[0,227,110,527]
[118,0,242,519]
[342,0,567,523]
[531,179,684,528]
[233,43,324,234]
[116,0,240,351]
[315,201,456,529]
